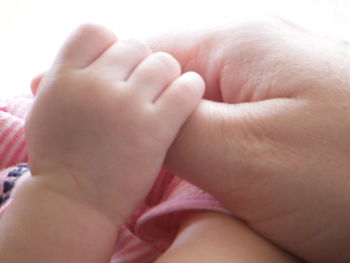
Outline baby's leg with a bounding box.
[155,211,301,263]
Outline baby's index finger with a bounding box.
[54,24,117,69]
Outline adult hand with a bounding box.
[148,18,350,263]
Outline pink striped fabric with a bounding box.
[0,95,31,168]
[0,95,230,262]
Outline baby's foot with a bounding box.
[25,24,204,223]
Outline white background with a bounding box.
[1,0,350,96]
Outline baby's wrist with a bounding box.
[16,171,123,228]
[1,170,119,263]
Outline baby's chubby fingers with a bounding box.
[31,72,45,95]
[53,24,117,69]
[127,52,181,101]
[26,23,204,226]
[155,71,205,133]
[30,24,117,95]
[87,39,152,80]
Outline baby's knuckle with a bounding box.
[123,38,151,57]
[75,24,108,38]
[153,52,181,72]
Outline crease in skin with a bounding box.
[150,19,350,263]
[294,225,330,251]
[293,226,343,263]
[249,204,303,229]
[182,38,222,101]
[166,211,302,263]
[247,208,331,263]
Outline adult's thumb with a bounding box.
[165,97,311,218]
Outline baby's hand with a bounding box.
[25,25,204,223]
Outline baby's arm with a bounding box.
[155,211,300,263]
[0,24,203,263]
[0,173,119,263]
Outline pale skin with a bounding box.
[0,24,300,262]
[0,24,205,262]
[155,211,300,263]
[149,17,350,263]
